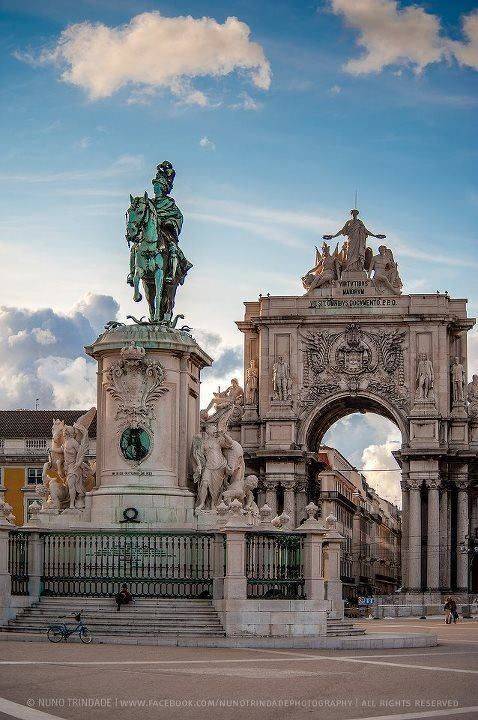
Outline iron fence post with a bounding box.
[28,531,43,600]
[0,527,11,624]
[212,532,225,601]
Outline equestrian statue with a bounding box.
[126,161,192,324]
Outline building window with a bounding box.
[27,468,43,484]
[0,438,4,450]
[25,439,47,451]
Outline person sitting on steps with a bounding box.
[115,584,133,612]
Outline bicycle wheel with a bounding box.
[79,628,92,644]
[47,628,64,643]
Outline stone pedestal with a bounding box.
[84,324,212,527]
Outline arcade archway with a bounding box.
[299,394,405,597]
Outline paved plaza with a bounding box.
[0,619,477,720]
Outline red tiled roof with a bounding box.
[0,410,97,438]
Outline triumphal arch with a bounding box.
[237,209,478,594]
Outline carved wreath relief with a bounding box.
[300,322,408,411]
[104,341,168,463]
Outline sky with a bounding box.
[1,0,477,504]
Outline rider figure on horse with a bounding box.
[127,161,192,323]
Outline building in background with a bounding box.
[0,411,96,525]
[315,447,401,599]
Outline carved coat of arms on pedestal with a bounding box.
[300,322,408,410]
[104,341,168,463]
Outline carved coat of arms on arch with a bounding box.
[104,341,169,433]
[331,322,377,375]
[300,322,408,411]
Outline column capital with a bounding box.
[425,477,440,490]
[408,477,423,490]
[455,479,470,492]
[280,479,296,491]
[261,478,279,491]
[295,479,308,493]
[400,479,410,491]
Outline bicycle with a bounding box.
[47,611,92,644]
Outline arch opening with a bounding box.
[302,394,405,598]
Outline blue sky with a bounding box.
[1,0,477,502]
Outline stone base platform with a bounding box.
[0,631,437,649]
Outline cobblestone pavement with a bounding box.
[0,618,477,720]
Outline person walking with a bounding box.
[444,596,458,624]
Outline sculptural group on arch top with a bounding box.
[302,208,402,296]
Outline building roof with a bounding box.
[0,410,97,439]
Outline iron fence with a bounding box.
[245,532,305,599]
[8,531,29,596]
[41,531,216,598]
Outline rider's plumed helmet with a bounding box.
[153,161,176,193]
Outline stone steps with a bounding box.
[6,597,226,638]
[21,599,217,606]
[326,621,366,637]
[5,626,224,636]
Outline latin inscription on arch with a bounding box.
[310,298,397,309]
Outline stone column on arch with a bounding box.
[281,478,296,528]
[256,480,266,510]
[439,484,450,589]
[400,478,410,589]
[294,478,308,527]
[408,475,423,591]
[455,471,470,592]
[263,479,279,517]
[425,476,440,591]
[352,509,362,583]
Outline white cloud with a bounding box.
[75,136,91,150]
[0,154,143,184]
[71,293,119,334]
[329,0,443,74]
[329,84,342,94]
[468,327,478,377]
[32,328,56,345]
[199,136,216,151]
[0,293,118,409]
[230,92,261,111]
[448,10,478,71]
[36,356,96,408]
[22,11,271,106]
[323,413,402,505]
[192,328,243,410]
[362,436,401,506]
[328,0,478,75]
